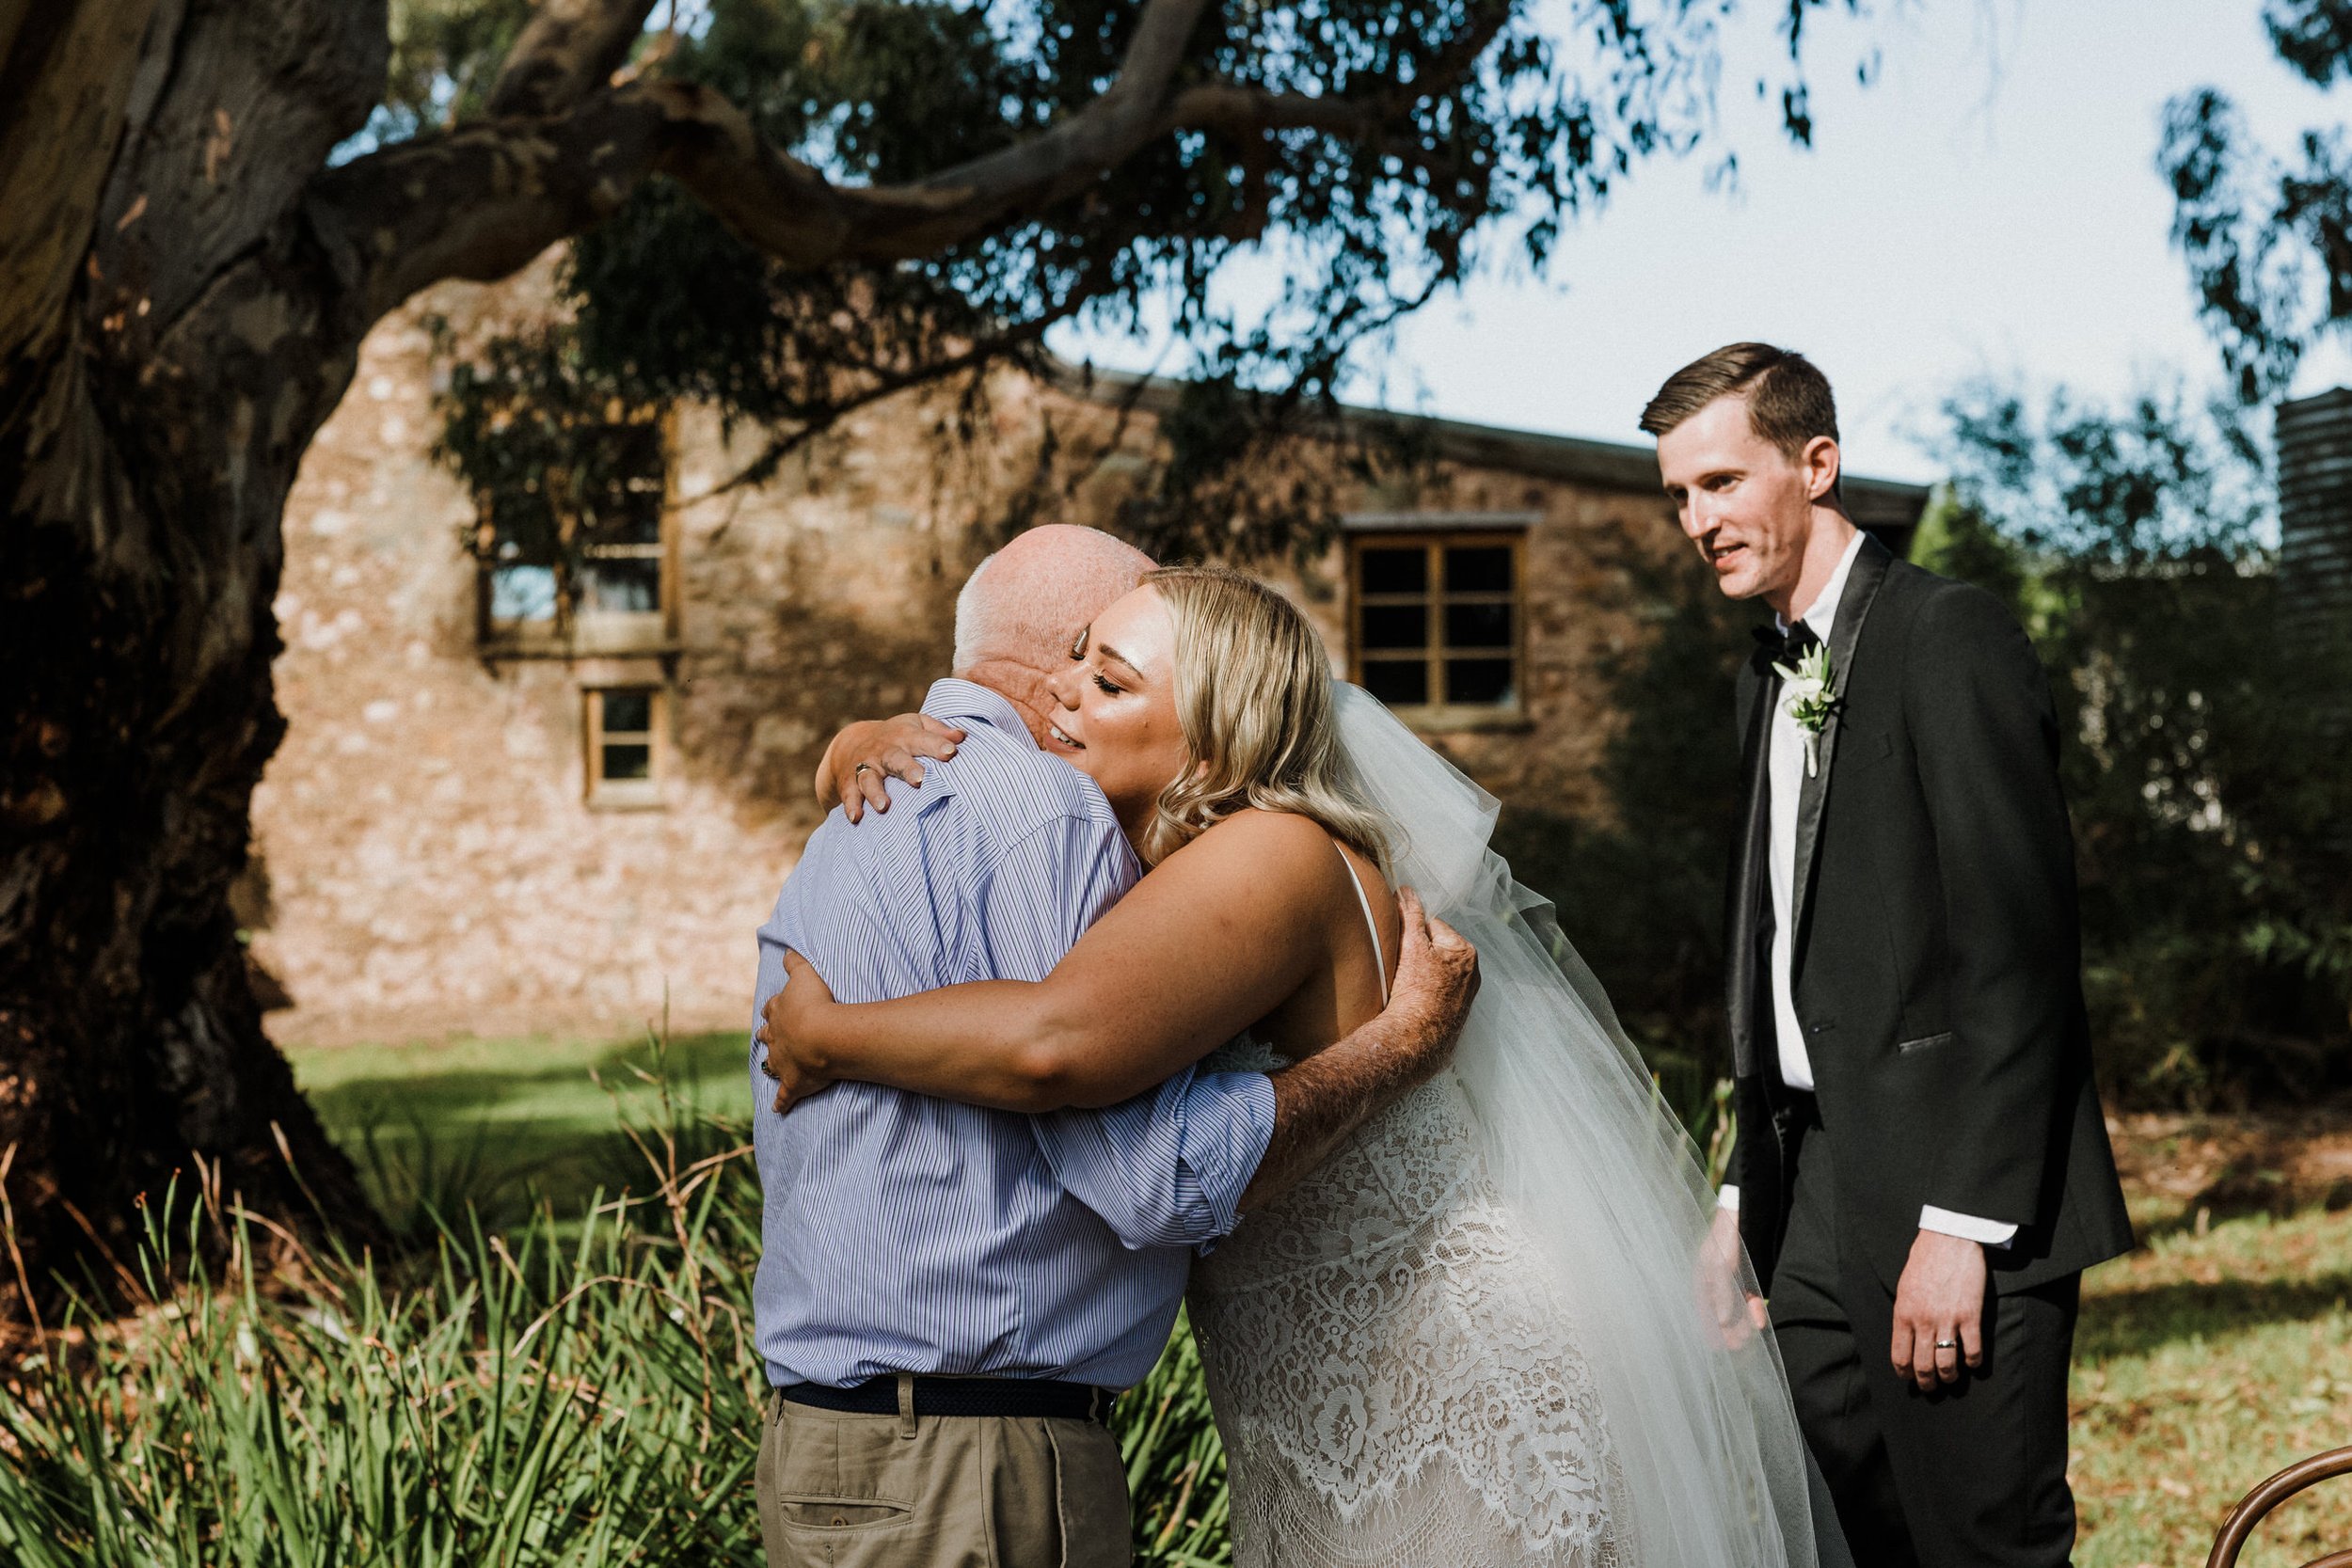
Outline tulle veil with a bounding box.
[1331,681,1822,1568]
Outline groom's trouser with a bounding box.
[1768,1116,2082,1568]
[756,1382,1131,1568]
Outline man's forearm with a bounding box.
[1240,1009,1444,1212]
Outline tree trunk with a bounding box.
[0,0,392,1323]
[1,360,385,1324]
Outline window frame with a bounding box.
[1345,527,1529,727]
[475,415,680,659]
[583,684,670,809]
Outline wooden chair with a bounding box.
[2207,1447,2352,1568]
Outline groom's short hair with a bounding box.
[1639,342,1840,460]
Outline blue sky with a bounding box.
[1050,0,2352,483]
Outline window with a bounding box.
[1349,531,1525,719]
[585,686,666,807]
[476,417,673,655]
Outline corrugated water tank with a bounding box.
[2275,388,2352,653]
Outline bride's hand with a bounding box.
[814,714,965,822]
[756,950,841,1114]
[1694,1204,1769,1350]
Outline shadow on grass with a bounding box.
[2130,1179,2352,1246]
[306,1032,749,1114]
[305,1031,754,1231]
[2077,1271,2352,1362]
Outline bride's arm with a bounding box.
[765,811,1351,1111]
[811,713,964,823]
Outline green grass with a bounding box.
[0,1077,773,1565]
[285,1030,754,1231]
[2074,1200,2352,1568]
[0,1031,1227,1567]
[19,1033,2350,1565]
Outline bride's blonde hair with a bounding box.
[1137,565,1395,871]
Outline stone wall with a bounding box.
[258,276,980,1046]
[255,266,1919,1047]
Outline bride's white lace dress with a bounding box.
[1191,1039,1628,1567]
[1178,685,1826,1568]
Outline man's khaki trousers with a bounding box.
[756,1385,1132,1568]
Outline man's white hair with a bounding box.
[950,525,1157,677]
[951,550,1004,673]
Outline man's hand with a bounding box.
[1237,888,1476,1212]
[1383,886,1480,1076]
[755,951,840,1114]
[1695,1204,1770,1350]
[814,714,965,822]
[1891,1228,1989,1389]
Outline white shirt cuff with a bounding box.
[1918,1205,2017,1247]
[1717,1183,1740,1212]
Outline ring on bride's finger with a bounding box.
[854,762,873,776]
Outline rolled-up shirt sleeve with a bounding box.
[977,807,1276,1251]
[1034,1069,1276,1253]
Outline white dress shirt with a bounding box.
[1721,533,2016,1248]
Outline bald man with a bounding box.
[746,525,1479,1568]
[814,524,1155,820]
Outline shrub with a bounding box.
[0,1086,1232,1566]
[1933,383,2352,1105]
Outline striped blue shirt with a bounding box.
[750,678,1279,1390]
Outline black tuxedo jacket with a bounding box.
[1725,534,2134,1296]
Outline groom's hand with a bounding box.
[1237,889,1476,1212]
[1695,1205,1769,1350]
[1891,1229,1989,1389]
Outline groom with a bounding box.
[1653,345,2134,1567]
[746,525,1479,1568]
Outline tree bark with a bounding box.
[0,0,390,1320]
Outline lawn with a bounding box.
[2074,1116,2352,1568]
[279,1035,2352,1566]
[287,1028,755,1230]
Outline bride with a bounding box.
[759,563,1823,1568]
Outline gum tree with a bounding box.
[0,0,1859,1311]
[2165,0,2352,400]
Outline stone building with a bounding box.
[253,271,1930,1046]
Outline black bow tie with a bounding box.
[1753,623,1822,667]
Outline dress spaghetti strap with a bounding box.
[1332,839,1390,1006]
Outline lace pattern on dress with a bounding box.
[1189,1058,1629,1567]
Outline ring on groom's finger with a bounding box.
[1933,1339,1958,1350]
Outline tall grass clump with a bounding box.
[1117,1310,1232,1565]
[0,1047,1233,1565]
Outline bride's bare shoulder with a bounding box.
[1197,806,1331,844]
[1173,808,1341,871]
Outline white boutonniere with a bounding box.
[1773,641,1837,778]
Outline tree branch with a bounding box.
[317,0,1509,330]
[310,80,822,323]
[1166,84,1379,141]
[485,0,662,119]
[707,290,1094,499]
